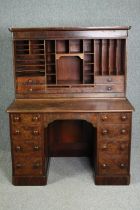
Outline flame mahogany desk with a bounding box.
[7,27,134,185]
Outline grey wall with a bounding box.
[0,0,140,151]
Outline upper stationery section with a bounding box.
[10,26,131,98]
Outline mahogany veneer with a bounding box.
[7,26,134,185]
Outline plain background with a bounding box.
[0,0,140,153]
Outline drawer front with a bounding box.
[16,84,45,93]
[98,155,129,175]
[13,156,44,176]
[93,84,124,93]
[16,76,45,85]
[11,125,42,141]
[98,141,129,155]
[100,112,131,124]
[12,140,43,155]
[11,113,42,124]
[99,124,130,140]
[94,76,124,84]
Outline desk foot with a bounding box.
[12,175,47,186]
[95,175,130,185]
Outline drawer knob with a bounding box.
[29,88,33,92]
[121,129,127,134]
[107,78,112,82]
[107,86,112,91]
[120,144,126,151]
[33,162,41,169]
[102,144,108,150]
[102,115,108,121]
[121,115,127,121]
[16,163,22,169]
[120,163,126,169]
[102,163,108,169]
[28,79,33,83]
[102,129,108,135]
[15,146,21,152]
[15,130,20,135]
[32,115,40,121]
[14,116,20,121]
[33,130,39,135]
[33,145,40,151]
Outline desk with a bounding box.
[7,98,133,185]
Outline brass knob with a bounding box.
[33,146,39,151]
[120,144,126,151]
[121,129,127,134]
[16,163,22,169]
[33,130,39,135]
[15,146,21,152]
[107,86,112,91]
[107,78,112,82]
[121,115,127,121]
[102,144,108,150]
[28,79,33,83]
[102,129,108,135]
[120,163,126,169]
[102,163,107,169]
[14,116,20,122]
[15,130,20,135]
[102,115,108,121]
[33,162,40,169]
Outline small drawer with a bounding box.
[94,76,124,84]
[100,113,131,124]
[11,113,42,124]
[12,140,43,155]
[98,141,129,155]
[93,84,124,93]
[98,155,129,175]
[99,124,130,140]
[16,84,45,93]
[13,156,44,176]
[11,125,42,140]
[16,76,45,85]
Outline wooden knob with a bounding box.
[33,146,39,151]
[107,78,112,82]
[16,163,22,169]
[14,116,20,121]
[32,115,40,121]
[28,79,33,83]
[33,130,39,135]
[121,115,127,121]
[107,86,112,91]
[15,146,21,152]
[102,163,107,169]
[33,162,40,169]
[29,88,33,92]
[102,129,108,135]
[120,163,126,169]
[120,144,126,151]
[15,130,20,135]
[102,115,108,121]
[121,129,127,134]
[102,144,108,150]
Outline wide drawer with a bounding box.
[93,84,124,93]
[11,125,42,140]
[99,124,130,140]
[12,140,43,156]
[11,113,42,124]
[94,76,124,84]
[16,76,45,85]
[13,156,44,176]
[99,112,131,124]
[98,140,129,155]
[16,84,45,93]
[98,155,129,175]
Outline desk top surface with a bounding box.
[7,98,134,113]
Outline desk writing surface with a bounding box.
[7,98,134,113]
